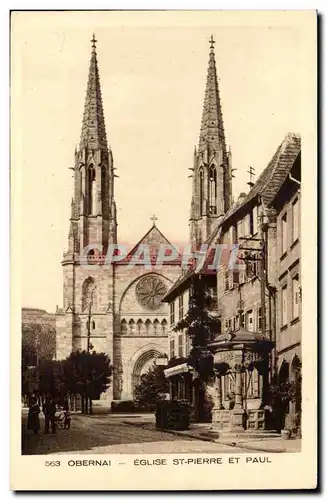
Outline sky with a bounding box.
[11,11,313,312]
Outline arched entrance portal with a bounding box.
[132,349,163,394]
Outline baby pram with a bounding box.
[55,410,65,429]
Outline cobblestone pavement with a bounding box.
[22,412,246,455]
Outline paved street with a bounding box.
[22,411,247,455]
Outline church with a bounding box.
[55,35,181,402]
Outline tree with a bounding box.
[22,323,56,368]
[64,350,112,414]
[22,366,38,398]
[173,275,220,421]
[38,359,66,400]
[133,364,169,411]
[173,275,219,381]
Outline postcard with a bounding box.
[10,10,317,490]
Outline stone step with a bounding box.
[201,430,280,440]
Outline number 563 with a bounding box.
[45,461,60,466]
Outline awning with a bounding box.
[164,363,193,378]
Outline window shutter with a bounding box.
[225,270,229,291]
[253,206,259,235]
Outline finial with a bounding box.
[209,34,215,51]
[150,214,158,226]
[91,33,97,51]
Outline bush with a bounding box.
[155,400,191,430]
[202,392,214,423]
[133,365,168,411]
[111,400,136,413]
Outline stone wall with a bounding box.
[112,264,181,400]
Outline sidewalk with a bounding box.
[122,417,301,453]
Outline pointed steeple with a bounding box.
[198,35,226,154]
[79,34,108,151]
[189,36,232,247]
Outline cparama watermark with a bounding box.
[79,243,246,272]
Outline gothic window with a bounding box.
[145,319,152,334]
[209,165,217,214]
[129,319,135,334]
[121,319,128,335]
[153,319,160,334]
[199,168,204,215]
[92,320,95,330]
[161,319,167,334]
[87,165,96,215]
[136,275,167,310]
[81,277,96,311]
[137,319,143,334]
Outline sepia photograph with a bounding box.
[10,9,317,490]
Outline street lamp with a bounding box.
[87,285,96,353]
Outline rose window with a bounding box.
[136,276,167,310]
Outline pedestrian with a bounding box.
[43,396,57,434]
[27,395,40,435]
[63,399,71,430]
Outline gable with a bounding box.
[117,225,181,266]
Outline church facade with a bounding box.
[55,35,181,402]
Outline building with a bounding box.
[163,36,230,420]
[165,132,301,429]
[213,132,301,431]
[55,36,181,403]
[272,148,301,431]
[163,36,301,431]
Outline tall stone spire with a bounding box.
[189,36,232,247]
[79,34,108,151]
[198,35,226,154]
[63,35,117,258]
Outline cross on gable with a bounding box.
[150,214,158,226]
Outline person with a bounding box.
[27,396,40,435]
[43,396,57,434]
[63,399,71,430]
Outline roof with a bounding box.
[198,37,226,154]
[208,327,273,351]
[79,36,108,151]
[115,224,181,266]
[162,223,223,301]
[220,132,301,224]
[163,132,301,300]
